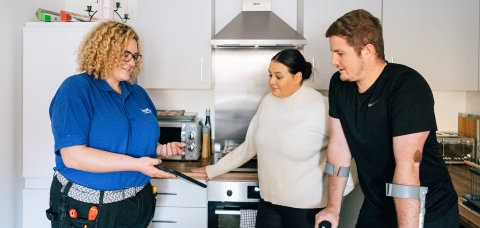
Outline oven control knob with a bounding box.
[188,132,196,140]
[187,143,197,151]
[226,190,233,197]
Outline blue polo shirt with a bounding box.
[49,73,160,190]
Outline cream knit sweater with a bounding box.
[206,85,356,208]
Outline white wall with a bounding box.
[433,91,466,131]
[0,2,22,227]
[146,89,216,136]
[1,0,64,227]
[65,0,138,27]
[466,91,480,115]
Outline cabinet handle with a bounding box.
[152,220,177,223]
[200,58,203,82]
[157,192,177,195]
[215,209,241,215]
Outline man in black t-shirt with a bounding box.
[314,9,458,228]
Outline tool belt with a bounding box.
[56,172,146,204]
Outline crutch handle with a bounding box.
[319,221,332,228]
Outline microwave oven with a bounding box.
[158,119,202,160]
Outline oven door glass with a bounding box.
[208,202,258,228]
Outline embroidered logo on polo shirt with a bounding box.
[141,108,152,114]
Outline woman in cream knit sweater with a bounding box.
[192,49,356,227]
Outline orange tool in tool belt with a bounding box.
[69,208,78,219]
[88,206,98,220]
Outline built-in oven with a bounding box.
[208,181,260,228]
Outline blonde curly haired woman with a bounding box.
[46,21,184,228]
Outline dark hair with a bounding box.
[325,9,385,60]
[271,49,312,82]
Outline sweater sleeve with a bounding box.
[206,111,259,179]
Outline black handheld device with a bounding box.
[155,165,207,188]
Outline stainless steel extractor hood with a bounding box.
[211,0,306,48]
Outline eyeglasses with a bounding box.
[123,51,142,63]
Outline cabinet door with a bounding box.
[137,0,213,89]
[23,23,97,178]
[150,207,207,228]
[303,0,382,90]
[383,0,479,91]
[151,178,207,207]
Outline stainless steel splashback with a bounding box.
[214,49,281,149]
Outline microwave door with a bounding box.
[158,122,185,143]
[158,122,186,160]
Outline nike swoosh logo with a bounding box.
[368,100,380,107]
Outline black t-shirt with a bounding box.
[329,63,457,223]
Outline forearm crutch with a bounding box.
[386,183,428,228]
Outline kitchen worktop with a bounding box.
[159,157,258,181]
[447,164,480,228]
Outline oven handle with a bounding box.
[215,209,241,215]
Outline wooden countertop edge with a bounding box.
[152,158,259,181]
[460,205,480,228]
[151,171,258,181]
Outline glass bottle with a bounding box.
[205,108,211,127]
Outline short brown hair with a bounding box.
[325,9,385,60]
[76,21,143,83]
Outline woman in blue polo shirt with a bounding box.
[46,21,184,228]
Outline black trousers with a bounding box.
[255,198,324,228]
[46,175,156,228]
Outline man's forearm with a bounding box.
[392,167,421,227]
[394,198,420,228]
[326,174,348,213]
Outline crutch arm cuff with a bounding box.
[385,183,428,199]
[325,161,350,178]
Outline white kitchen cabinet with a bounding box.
[150,207,207,228]
[302,0,382,90]
[383,0,479,91]
[136,0,213,89]
[23,22,98,228]
[149,179,207,228]
[23,22,97,178]
[23,189,51,228]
